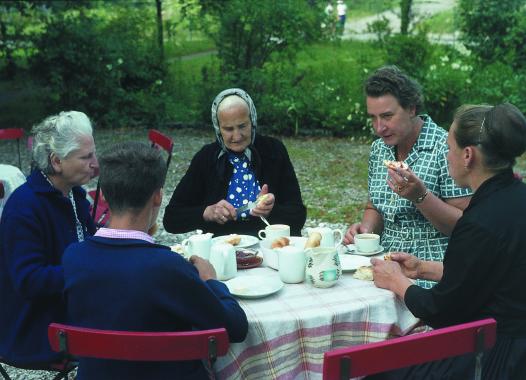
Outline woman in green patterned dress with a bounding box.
[343,66,472,288]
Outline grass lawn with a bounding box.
[418,9,457,34]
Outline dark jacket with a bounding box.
[163,134,306,236]
[63,236,248,380]
[405,170,526,337]
[0,170,95,365]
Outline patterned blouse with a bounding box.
[368,115,472,288]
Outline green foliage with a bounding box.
[366,16,392,43]
[201,0,323,88]
[458,0,525,64]
[382,32,430,77]
[30,7,167,128]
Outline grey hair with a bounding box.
[211,88,257,152]
[31,111,93,174]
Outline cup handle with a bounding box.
[334,229,344,246]
[258,230,266,240]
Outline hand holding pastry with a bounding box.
[250,184,275,217]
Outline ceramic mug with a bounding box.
[182,233,212,260]
[209,243,237,281]
[306,226,343,248]
[258,224,290,241]
[354,233,380,253]
[305,247,341,288]
[278,245,306,284]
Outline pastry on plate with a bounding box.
[353,266,374,281]
[271,236,290,249]
[224,234,241,246]
[304,232,322,249]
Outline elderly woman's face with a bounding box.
[57,135,98,187]
[218,104,252,153]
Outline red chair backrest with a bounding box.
[48,323,229,362]
[0,128,24,140]
[148,129,174,168]
[322,318,497,379]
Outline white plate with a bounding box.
[225,275,283,299]
[212,235,259,248]
[345,244,385,256]
[339,254,372,272]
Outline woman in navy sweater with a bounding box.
[0,111,97,367]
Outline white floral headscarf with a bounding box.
[211,88,258,153]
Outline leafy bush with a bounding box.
[31,7,167,128]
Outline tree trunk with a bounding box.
[156,0,164,63]
[400,0,413,35]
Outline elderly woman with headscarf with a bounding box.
[0,111,98,368]
[163,88,306,237]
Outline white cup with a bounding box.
[306,227,343,248]
[354,233,380,253]
[209,243,237,281]
[278,245,306,283]
[258,224,290,241]
[182,234,212,260]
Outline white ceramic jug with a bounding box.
[182,232,213,260]
[305,247,341,288]
[209,243,237,281]
[306,226,343,248]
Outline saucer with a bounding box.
[346,244,384,256]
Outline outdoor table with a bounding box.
[214,254,420,380]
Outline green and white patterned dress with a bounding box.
[368,115,472,288]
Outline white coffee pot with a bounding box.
[209,243,237,281]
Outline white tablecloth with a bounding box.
[0,164,26,220]
[215,261,420,380]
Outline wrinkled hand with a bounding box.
[343,223,370,245]
[190,255,216,281]
[387,167,427,203]
[388,252,420,279]
[250,184,275,218]
[203,200,237,225]
[371,258,404,290]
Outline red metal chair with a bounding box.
[322,318,497,380]
[89,130,173,227]
[48,323,229,376]
[148,129,174,170]
[0,128,24,170]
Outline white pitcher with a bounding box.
[305,247,341,288]
[306,226,343,248]
[209,243,237,281]
[182,232,213,260]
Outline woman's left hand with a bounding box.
[250,184,275,217]
[387,167,427,203]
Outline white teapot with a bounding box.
[305,247,341,288]
[209,243,237,281]
[305,226,343,248]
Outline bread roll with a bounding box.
[383,159,408,170]
[353,266,373,281]
[225,234,241,246]
[304,232,322,249]
[384,253,392,261]
[271,237,290,249]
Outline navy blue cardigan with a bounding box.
[63,236,248,380]
[0,170,95,365]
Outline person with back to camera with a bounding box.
[163,88,306,237]
[343,65,472,288]
[62,141,248,380]
[0,111,97,368]
[370,103,526,379]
